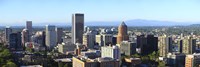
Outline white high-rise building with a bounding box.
[101,45,120,60]
[45,25,56,50]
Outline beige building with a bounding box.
[83,33,95,49]
[185,54,200,67]
[73,56,119,67]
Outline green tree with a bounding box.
[2,61,17,67]
[158,61,165,67]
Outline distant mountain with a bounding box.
[3,19,196,26]
[85,19,191,26]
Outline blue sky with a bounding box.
[0,0,200,25]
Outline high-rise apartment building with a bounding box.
[158,35,173,57]
[72,13,84,44]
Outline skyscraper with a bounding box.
[117,21,129,44]
[56,27,63,44]
[26,21,32,41]
[4,26,12,45]
[45,25,56,50]
[71,13,84,44]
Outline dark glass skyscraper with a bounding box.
[71,13,84,44]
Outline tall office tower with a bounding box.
[117,21,129,44]
[9,32,22,50]
[56,27,63,44]
[101,45,121,60]
[185,54,200,67]
[137,35,158,55]
[158,35,173,57]
[182,36,196,54]
[26,21,32,41]
[4,26,12,45]
[45,25,56,50]
[21,29,29,48]
[83,33,95,49]
[72,13,84,44]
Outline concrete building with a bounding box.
[101,45,120,60]
[117,21,129,44]
[56,27,63,44]
[72,13,84,44]
[45,25,57,50]
[83,33,95,49]
[120,41,137,56]
[185,54,200,67]
[58,42,76,54]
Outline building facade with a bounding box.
[117,21,129,44]
[72,13,84,44]
[45,25,56,50]
[101,46,120,60]
[120,41,137,56]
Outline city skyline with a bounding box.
[1,0,200,26]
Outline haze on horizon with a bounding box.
[0,0,200,26]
